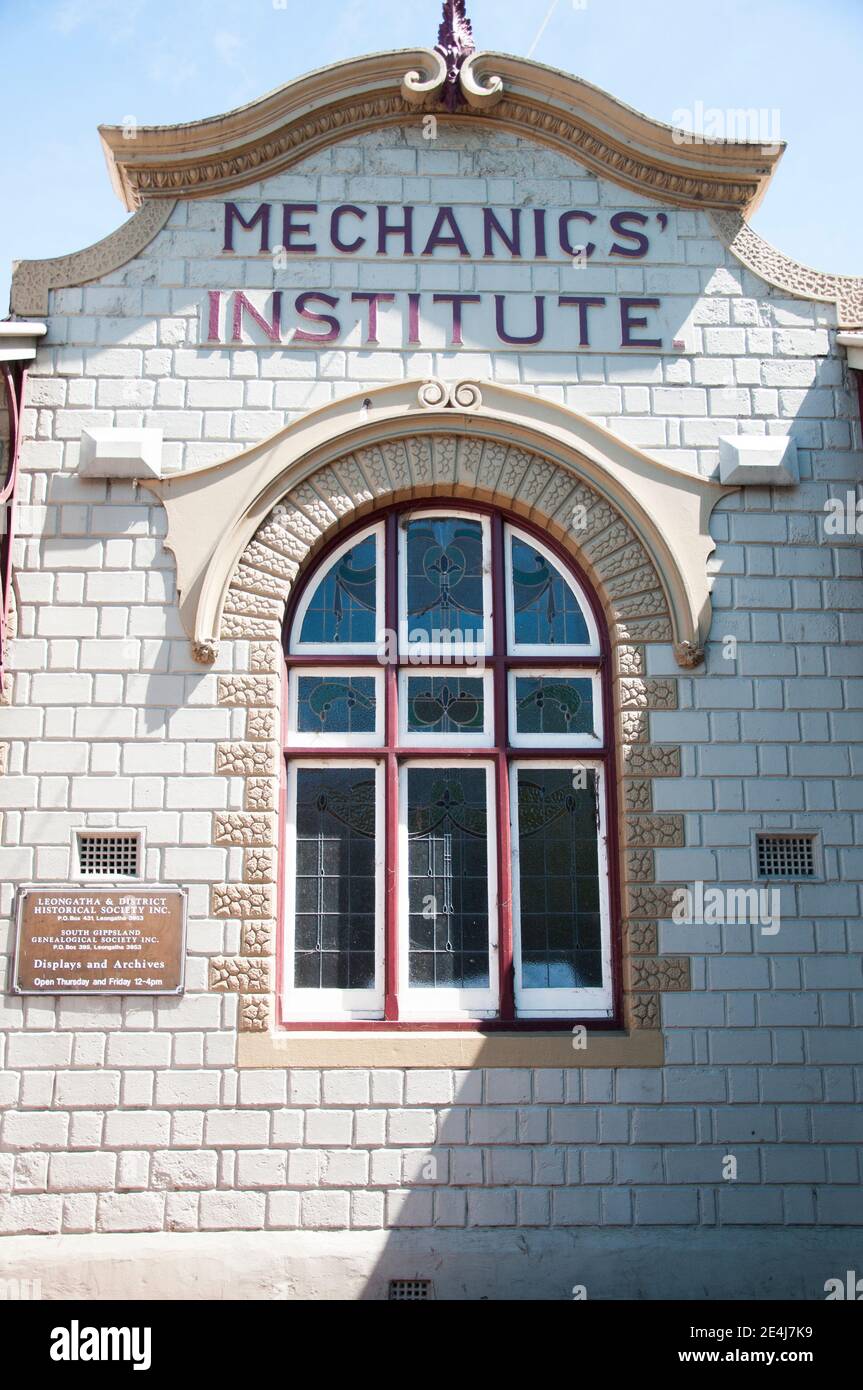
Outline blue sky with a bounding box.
[1,0,860,313]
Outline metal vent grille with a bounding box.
[76,832,141,879]
[756,833,816,879]
[388,1279,433,1301]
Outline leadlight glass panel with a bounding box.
[404,676,485,736]
[293,768,377,990]
[298,533,377,644]
[406,768,490,989]
[515,768,602,989]
[510,534,591,647]
[514,676,595,737]
[404,517,486,647]
[296,676,377,735]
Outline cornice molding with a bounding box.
[134,380,727,665]
[711,212,863,328]
[9,201,175,316]
[97,48,781,214]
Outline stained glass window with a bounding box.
[402,516,487,650]
[406,768,490,991]
[509,533,592,648]
[284,504,614,1024]
[296,530,379,646]
[296,675,377,735]
[292,768,378,992]
[515,768,603,991]
[513,676,595,738]
[404,676,485,736]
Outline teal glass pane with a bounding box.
[405,677,484,736]
[511,535,590,646]
[294,769,376,990]
[516,768,602,989]
[296,676,376,735]
[299,534,377,644]
[407,768,489,990]
[514,677,594,737]
[405,517,486,646]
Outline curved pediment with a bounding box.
[138,380,728,668]
[98,47,781,215]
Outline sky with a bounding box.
[1,0,860,314]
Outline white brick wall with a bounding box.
[1,124,861,1241]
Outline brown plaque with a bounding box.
[12,887,187,995]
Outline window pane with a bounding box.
[510,534,590,647]
[405,676,485,736]
[406,767,490,989]
[296,676,377,735]
[514,676,595,737]
[404,517,486,647]
[298,532,377,644]
[515,768,602,989]
[294,768,377,990]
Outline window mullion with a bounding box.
[491,512,515,1022]
[384,511,400,1021]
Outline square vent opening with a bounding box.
[756,832,817,879]
[388,1279,434,1301]
[75,830,143,880]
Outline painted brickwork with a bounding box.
[0,125,861,1244]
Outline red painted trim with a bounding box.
[277,497,622,1030]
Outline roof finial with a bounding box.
[435,1,476,111]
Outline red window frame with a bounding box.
[277,499,623,1031]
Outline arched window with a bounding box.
[281,503,618,1027]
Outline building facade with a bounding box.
[1,18,862,1299]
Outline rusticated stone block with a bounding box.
[250,642,280,673]
[245,777,276,812]
[624,814,685,848]
[622,744,681,777]
[290,482,337,532]
[581,519,634,563]
[242,920,274,956]
[224,588,283,623]
[619,677,678,711]
[432,435,459,484]
[246,708,278,742]
[615,644,645,677]
[232,563,293,603]
[213,812,275,847]
[622,780,652,812]
[475,440,509,493]
[379,441,412,490]
[0,744,7,776]
[604,563,659,601]
[241,541,300,585]
[244,848,275,882]
[239,997,270,1033]
[611,589,668,620]
[331,454,375,507]
[624,919,659,955]
[626,884,683,919]
[629,993,660,1030]
[356,444,399,495]
[211,883,274,919]
[595,541,649,581]
[221,612,281,641]
[626,956,691,992]
[621,710,648,743]
[613,615,674,644]
[624,849,654,882]
[217,676,277,708]
[217,741,278,776]
[209,956,271,994]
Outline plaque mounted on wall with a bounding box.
[11,886,188,995]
